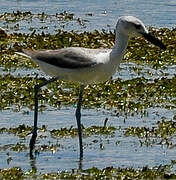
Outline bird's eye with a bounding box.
[134,24,141,29]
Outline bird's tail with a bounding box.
[15,51,31,59]
[15,49,37,59]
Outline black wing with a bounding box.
[34,49,97,69]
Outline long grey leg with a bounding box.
[30,77,58,157]
[75,84,85,159]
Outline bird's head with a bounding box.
[116,16,166,50]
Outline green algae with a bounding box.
[0,161,176,179]
[125,118,176,147]
[0,10,85,33]
[51,124,116,138]
[0,167,23,180]
[0,124,46,138]
[11,142,28,152]
[125,119,176,139]
[0,123,115,139]
[1,73,176,114]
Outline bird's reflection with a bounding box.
[30,155,37,174]
[29,151,83,174]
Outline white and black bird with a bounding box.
[17,16,166,159]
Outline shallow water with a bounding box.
[0,107,176,173]
[0,0,176,175]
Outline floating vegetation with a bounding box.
[50,124,116,138]
[11,142,28,152]
[0,11,88,33]
[0,167,23,180]
[0,123,116,138]
[125,118,176,147]
[0,124,46,138]
[1,73,176,114]
[0,161,176,179]
[2,124,32,137]
[0,10,75,23]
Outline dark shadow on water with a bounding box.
[30,155,37,174]
[29,151,83,174]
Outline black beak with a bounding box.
[141,32,166,50]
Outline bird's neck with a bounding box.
[111,31,129,61]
